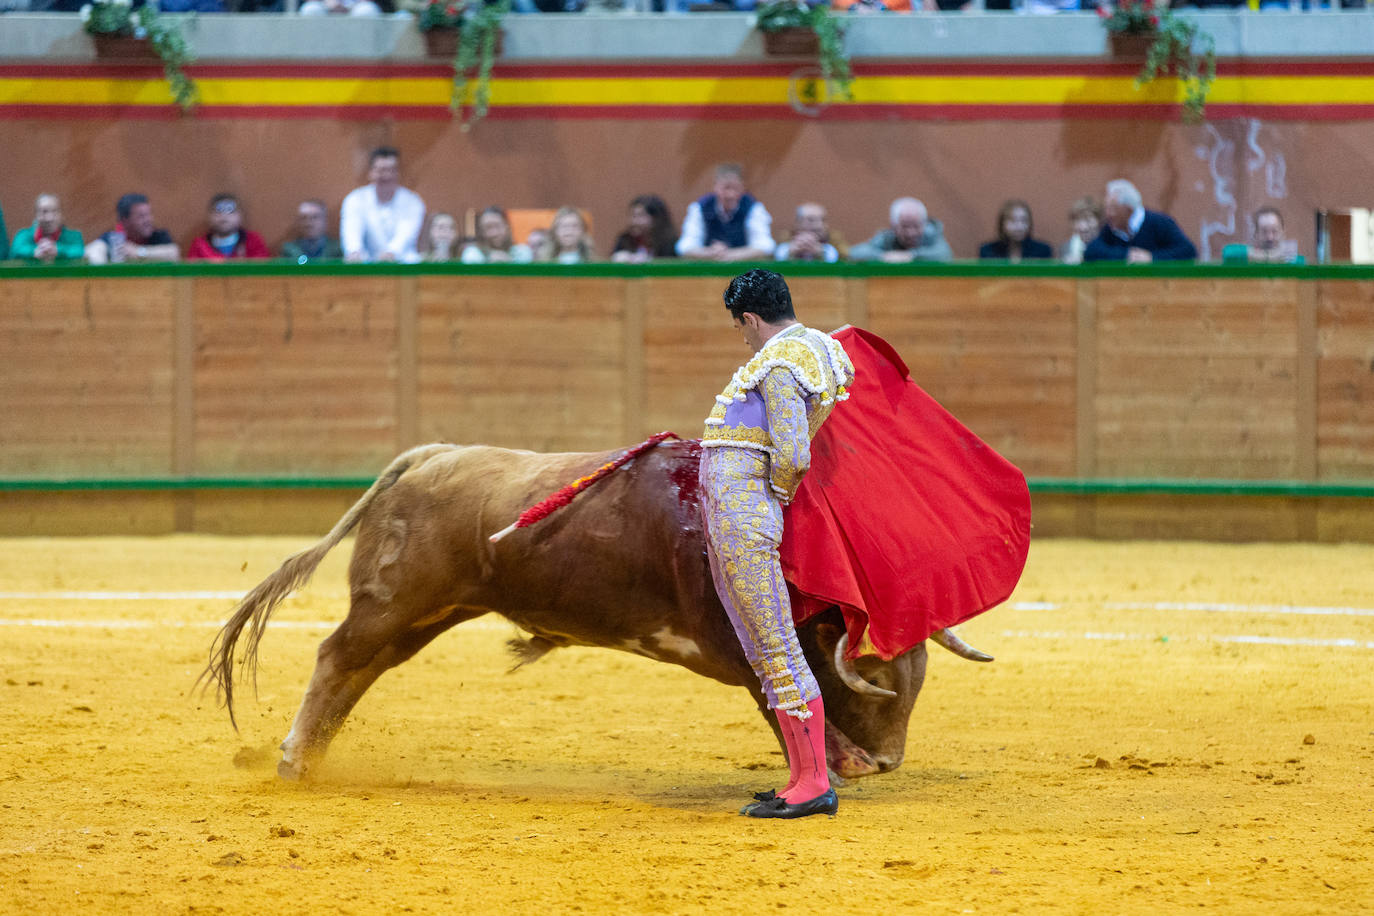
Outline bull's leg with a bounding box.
[278,605,474,781]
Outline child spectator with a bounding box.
[979,199,1054,262]
[187,194,271,261]
[610,195,677,263]
[537,207,595,264]
[424,212,461,262]
[461,207,534,263]
[1062,195,1102,265]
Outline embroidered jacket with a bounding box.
[702,324,854,502]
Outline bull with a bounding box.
[203,438,990,784]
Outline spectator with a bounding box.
[1061,195,1102,265]
[1084,179,1197,262]
[525,227,550,255]
[423,212,461,262]
[775,202,841,263]
[850,196,953,262]
[9,193,84,263]
[460,206,533,263]
[340,146,425,264]
[536,207,594,264]
[610,195,677,263]
[187,194,271,261]
[299,0,381,16]
[281,199,343,264]
[1247,207,1303,264]
[978,199,1054,262]
[676,163,775,261]
[85,193,180,264]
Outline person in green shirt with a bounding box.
[10,194,85,263]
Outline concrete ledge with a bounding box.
[3,11,1374,61]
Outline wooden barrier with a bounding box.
[2,262,1372,539]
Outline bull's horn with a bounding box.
[929,627,994,662]
[834,632,897,699]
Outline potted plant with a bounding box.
[755,0,853,102]
[81,0,197,112]
[417,0,508,129]
[1100,0,1215,124]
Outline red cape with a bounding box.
[780,327,1032,660]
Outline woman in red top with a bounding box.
[187,194,271,261]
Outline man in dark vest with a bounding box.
[1084,178,1197,263]
[676,162,776,262]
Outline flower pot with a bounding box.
[92,34,159,61]
[1108,30,1156,59]
[422,28,505,59]
[762,27,820,57]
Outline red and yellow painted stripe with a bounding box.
[3,61,1374,121]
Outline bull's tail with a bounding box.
[198,443,457,730]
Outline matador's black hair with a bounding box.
[723,269,795,324]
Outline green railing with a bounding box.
[2,476,1372,498]
[3,261,1374,281]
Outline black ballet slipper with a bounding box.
[741,788,838,819]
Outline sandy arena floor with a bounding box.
[1,536,1372,914]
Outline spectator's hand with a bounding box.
[881,249,914,264]
[704,241,729,261]
[34,238,58,263]
[377,251,397,263]
[1126,247,1154,264]
[789,232,822,259]
[345,251,366,263]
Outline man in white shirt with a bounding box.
[340,147,425,263]
[676,163,775,262]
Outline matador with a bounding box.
[699,269,854,820]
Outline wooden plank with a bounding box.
[1091,494,1304,542]
[623,278,647,441]
[417,275,627,451]
[173,277,196,531]
[866,275,1078,477]
[0,277,177,478]
[0,491,177,536]
[1075,278,1098,536]
[396,275,420,451]
[844,276,868,330]
[192,275,400,476]
[1315,280,1374,480]
[1094,278,1301,479]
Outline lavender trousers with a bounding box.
[699,446,820,719]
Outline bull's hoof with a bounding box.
[277,758,306,782]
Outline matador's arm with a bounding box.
[760,366,811,504]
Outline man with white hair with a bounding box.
[849,197,953,262]
[1084,179,1196,263]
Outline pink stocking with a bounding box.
[777,697,830,803]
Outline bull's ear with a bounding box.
[812,621,843,653]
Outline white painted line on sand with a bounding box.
[0,617,509,632]
[999,629,1374,650]
[1010,600,1374,618]
[0,590,246,601]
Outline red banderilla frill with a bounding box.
[487,431,682,544]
